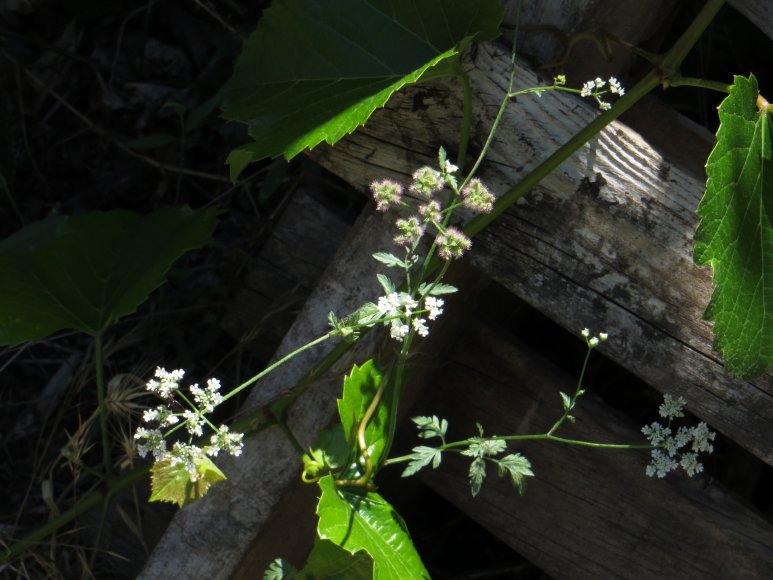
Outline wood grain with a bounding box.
[311,41,773,467]
[411,321,773,579]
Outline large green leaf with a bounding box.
[316,476,428,580]
[695,75,773,378]
[0,207,218,345]
[337,360,395,469]
[222,0,504,172]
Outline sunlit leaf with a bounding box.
[222,0,504,173]
[149,455,226,508]
[317,476,429,579]
[695,74,773,378]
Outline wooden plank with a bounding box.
[410,321,773,579]
[728,0,773,42]
[310,42,773,467]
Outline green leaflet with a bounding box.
[695,74,773,378]
[0,207,218,346]
[222,0,504,177]
[316,476,428,580]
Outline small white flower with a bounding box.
[581,328,590,338]
[182,409,205,437]
[377,292,401,318]
[190,378,224,413]
[609,77,625,96]
[146,367,185,398]
[680,452,704,477]
[690,422,716,453]
[444,160,458,174]
[390,322,410,341]
[594,77,605,89]
[134,427,167,460]
[412,318,429,337]
[659,394,686,419]
[402,295,418,317]
[580,80,595,98]
[207,425,244,457]
[589,337,600,346]
[599,332,608,341]
[425,296,444,320]
[646,449,678,478]
[142,405,179,427]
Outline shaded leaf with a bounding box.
[0,207,218,346]
[296,538,373,580]
[695,74,773,378]
[468,456,486,497]
[223,0,504,171]
[317,476,429,579]
[495,453,534,495]
[149,455,226,508]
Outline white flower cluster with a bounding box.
[377,292,444,342]
[642,394,715,478]
[580,76,625,111]
[134,367,244,480]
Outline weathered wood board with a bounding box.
[411,321,773,579]
[140,208,393,579]
[311,41,773,467]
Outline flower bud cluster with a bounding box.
[134,367,244,480]
[580,327,608,348]
[369,149,493,263]
[641,394,715,478]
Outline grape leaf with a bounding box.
[695,75,773,378]
[222,0,504,173]
[149,455,226,508]
[0,207,218,346]
[316,476,428,580]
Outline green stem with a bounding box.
[666,76,731,93]
[456,68,473,171]
[464,68,661,241]
[547,346,592,436]
[221,331,334,403]
[94,332,112,479]
[660,0,726,74]
[383,434,650,466]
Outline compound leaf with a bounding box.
[695,75,773,378]
[222,0,504,172]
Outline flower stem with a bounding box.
[221,331,334,403]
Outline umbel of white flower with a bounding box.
[376,292,444,342]
[642,394,716,478]
[134,367,244,480]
